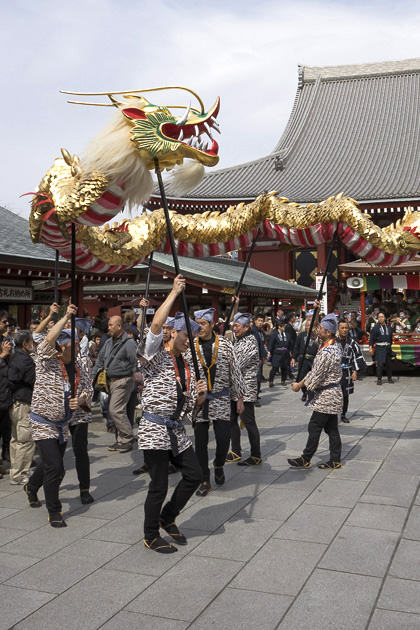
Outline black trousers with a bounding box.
[126,386,138,428]
[69,423,90,490]
[303,411,342,463]
[377,355,393,380]
[269,366,287,383]
[230,400,261,458]
[0,408,11,459]
[342,394,349,415]
[143,445,202,539]
[194,420,231,483]
[28,439,67,515]
[257,364,262,397]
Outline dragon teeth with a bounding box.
[195,125,200,136]
[204,122,213,138]
[191,136,199,148]
[177,129,184,142]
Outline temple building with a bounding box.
[149,58,420,286]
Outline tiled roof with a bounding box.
[0,205,58,261]
[161,58,420,204]
[84,252,317,297]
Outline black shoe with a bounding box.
[195,482,212,497]
[80,490,94,505]
[254,400,261,408]
[226,450,241,463]
[261,377,268,383]
[214,466,225,486]
[48,512,67,528]
[133,463,149,475]
[341,414,350,423]
[318,461,342,470]
[117,443,133,453]
[377,379,382,386]
[388,378,395,384]
[108,442,119,451]
[301,392,307,402]
[287,456,311,469]
[237,456,262,466]
[144,536,178,554]
[269,382,274,388]
[159,519,187,545]
[23,483,42,508]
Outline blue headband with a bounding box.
[233,312,252,326]
[173,312,202,334]
[194,307,216,323]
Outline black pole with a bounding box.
[53,249,59,323]
[139,250,154,341]
[154,159,200,380]
[222,227,260,335]
[296,238,336,382]
[70,222,76,398]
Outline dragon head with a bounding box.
[62,86,220,171]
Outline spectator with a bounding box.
[0,314,12,471]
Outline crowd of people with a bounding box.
[0,277,386,553]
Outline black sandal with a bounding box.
[144,536,178,554]
[318,461,342,470]
[214,466,225,486]
[23,483,41,508]
[195,482,212,497]
[132,464,149,475]
[48,512,67,528]
[159,519,187,545]
[225,451,241,463]
[287,456,311,469]
[80,490,94,505]
[237,456,262,466]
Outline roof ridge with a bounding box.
[301,58,420,81]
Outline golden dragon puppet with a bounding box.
[29,87,420,272]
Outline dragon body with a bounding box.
[29,88,420,272]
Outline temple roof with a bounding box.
[160,58,420,205]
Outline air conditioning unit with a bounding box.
[346,277,364,289]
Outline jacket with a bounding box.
[92,332,137,379]
[8,349,35,405]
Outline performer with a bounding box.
[251,314,267,407]
[192,307,245,496]
[336,319,366,423]
[369,312,395,385]
[226,312,261,466]
[291,318,318,402]
[267,318,293,387]
[288,309,343,470]
[138,275,207,554]
[25,303,93,527]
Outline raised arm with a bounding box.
[34,302,60,335]
[150,275,186,335]
[46,303,77,347]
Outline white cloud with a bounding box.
[1,0,420,219]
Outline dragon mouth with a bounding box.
[161,98,220,157]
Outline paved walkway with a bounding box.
[1,375,420,630]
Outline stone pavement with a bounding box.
[1,375,420,630]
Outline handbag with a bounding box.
[93,338,129,393]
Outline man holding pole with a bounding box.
[138,275,207,554]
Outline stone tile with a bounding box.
[306,479,368,508]
[189,587,293,630]
[273,504,350,544]
[331,459,380,481]
[13,569,154,630]
[86,506,145,544]
[278,569,381,630]
[369,609,420,630]
[5,538,129,593]
[214,472,280,498]
[347,503,408,532]
[0,527,27,546]
[126,555,243,621]
[105,528,211,577]
[403,505,420,540]
[235,488,309,522]
[0,505,58,531]
[351,435,397,461]
[0,551,39,582]
[230,538,326,596]
[175,495,252,531]
[319,525,399,577]
[70,485,147,519]
[193,517,280,561]
[100,611,189,630]
[0,584,55,630]
[360,471,419,507]
[270,468,327,491]
[1,515,110,558]
[379,576,420,615]
[389,539,420,581]
[0,506,20,520]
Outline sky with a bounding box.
[2,0,420,221]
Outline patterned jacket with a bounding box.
[303,338,343,414]
[188,334,245,423]
[232,331,260,403]
[30,338,92,441]
[337,335,366,397]
[138,330,197,453]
